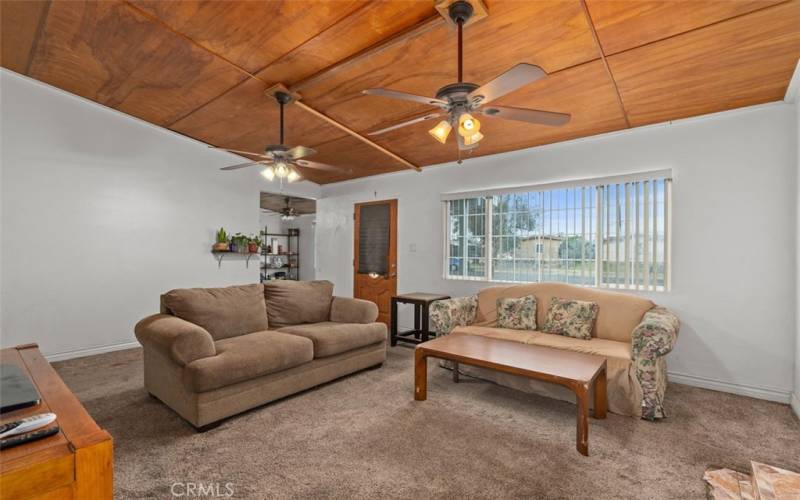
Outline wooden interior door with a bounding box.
[354,199,397,326]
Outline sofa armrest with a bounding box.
[429,296,478,336]
[631,306,680,360]
[631,306,680,420]
[134,314,216,366]
[330,297,378,324]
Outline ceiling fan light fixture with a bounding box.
[261,165,276,180]
[464,130,484,146]
[275,162,290,178]
[429,120,452,144]
[287,168,301,183]
[458,113,480,137]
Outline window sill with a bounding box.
[442,276,667,292]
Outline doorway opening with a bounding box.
[260,192,316,282]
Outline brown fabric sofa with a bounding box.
[134,281,386,430]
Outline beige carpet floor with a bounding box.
[53,346,798,499]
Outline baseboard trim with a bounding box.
[45,341,140,362]
[791,393,800,419]
[668,371,792,404]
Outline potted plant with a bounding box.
[213,228,229,252]
[248,234,261,254]
[232,233,248,254]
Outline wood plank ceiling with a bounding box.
[2,0,798,184]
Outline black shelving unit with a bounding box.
[261,227,300,282]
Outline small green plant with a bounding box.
[249,234,263,246]
[216,228,228,244]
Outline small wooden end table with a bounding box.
[414,334,607,456]
[390,293,450,346]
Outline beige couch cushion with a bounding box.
[264,280,334,328]
[474,283,654,342]
[185,330,313,392]
[451,325,642,416]
[162,284,269,341]
[278,322,386,358]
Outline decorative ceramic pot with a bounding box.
[248,243,258,253]
[213,242,228,252]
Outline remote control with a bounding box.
[0,425,60,450]
[0,413,57,438]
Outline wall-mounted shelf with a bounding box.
[212,251,259,269]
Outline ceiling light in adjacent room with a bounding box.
[428,120,452,144]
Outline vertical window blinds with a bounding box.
[443,171,671,291]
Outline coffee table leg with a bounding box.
[452,361,459,383]
[414,349,427,401]
[594,367,607,419]
[575,383,589,456]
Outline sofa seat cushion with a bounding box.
[185,331,313,392]
[452,325,547,345]
[452,325,630,361]
[278,322,386,358]
[451,325,641,416]
[162,284,269,341]
[528,331,631,361]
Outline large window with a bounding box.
[444,172,671,291]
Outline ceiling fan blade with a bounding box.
[209,146,271,159]
[220,161,269,171]
[481,105,571,127]
[368,113,443,136]
[469,64,547,106]
[295,159,351,173]
[363,88,447,108]
[286,145,316,160]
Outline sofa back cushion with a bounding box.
[475,282,654,342]
[263,280,334,328]
[161,284,269,341]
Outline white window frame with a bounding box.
[441,170,672,291]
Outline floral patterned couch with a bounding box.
[429,282,679,420]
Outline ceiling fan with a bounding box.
[280,197,298,221]
[362,0,570,152]
[212,91,345,183]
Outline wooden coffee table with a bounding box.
[414,333,607,456]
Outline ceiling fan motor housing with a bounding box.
[435,82,481,121]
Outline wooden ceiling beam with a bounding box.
[290,15,445,93]
[293,100,421,172]
[579,0,631,129]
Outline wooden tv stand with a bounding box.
[0,344,113,498]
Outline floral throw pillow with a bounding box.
[496,295,537,330]
[542,297,598,340]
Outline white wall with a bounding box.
[317,102,798,403]
[0,70,321,359]
[794,88,800,416]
